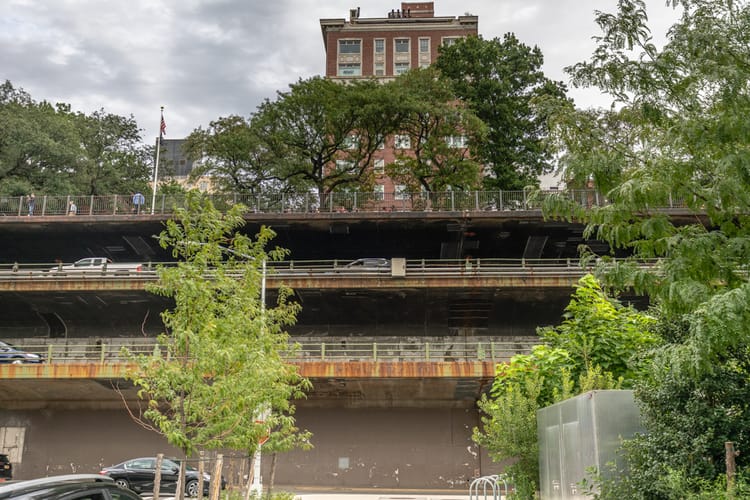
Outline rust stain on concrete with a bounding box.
[0,360,498,380]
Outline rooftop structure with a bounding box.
[320,2,478,80]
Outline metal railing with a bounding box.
[0,189,662,217]
[0,258,638,281]
[3,337,541,364]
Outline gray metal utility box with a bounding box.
[537,390,644,499]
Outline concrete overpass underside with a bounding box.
[0,288,572,338]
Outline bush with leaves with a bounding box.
[474,275,657,498]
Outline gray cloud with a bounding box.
[0,0,680,143]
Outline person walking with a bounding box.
[132,192,145,214]
[27,193,35,216]
[67,200,77,216]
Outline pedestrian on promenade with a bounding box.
[68,200,77,216]
[132,192,145,214]
[27,193,35,216]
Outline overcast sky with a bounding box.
[1,1,681,145]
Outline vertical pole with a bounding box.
[249,262,268,497]
[151,106,164,215]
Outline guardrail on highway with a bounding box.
[0,189,686,217]
[4,337,541,364]
[0,258,626,280]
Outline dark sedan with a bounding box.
[100,457,223,497]
[0,341,43,364]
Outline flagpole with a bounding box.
[151,106,164,215]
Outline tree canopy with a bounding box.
[0,81,152,195]
[542,0,750,496]
[435,34,569,190]
[386,67,486,193]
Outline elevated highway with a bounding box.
[0,192,659,488]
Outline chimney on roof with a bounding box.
[401,2,434,18]
[349,7,360,21]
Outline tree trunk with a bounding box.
[197,451,205,500]
[209,454,223,500]
[176,458,186,500]
[153,453,164,500]
[243,455,255,500]
[265,453,277,500]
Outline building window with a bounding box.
[394,135,411,149]
[374,39,385,54]
[442,37,459,47]
[374,62,385,76]
[395,38,410,53]
[342,134,359,149]
[374,159,385,174]
[339,39,361,54]
[338,63,361,76]
[336,160,355,171]
[395,185,409,200]
[373,184,385,200]
[445,135,467,148]
[419,38,430,53]
[394,62,410,75]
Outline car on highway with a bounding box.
[0,341,43,364]
[0,454,11,481]
[47,258,143,276]
[100,457,224,497]
[0,474,139,500]
[338,258,390,272]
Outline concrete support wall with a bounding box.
[0,407,492,490]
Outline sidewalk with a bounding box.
[292,493,471,500]
[281,487,475,500]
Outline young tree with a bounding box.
[543,0,750,495]
[435,35,569,190]
[125,192,311,499]
[385,67,487,194]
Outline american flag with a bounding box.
[160,115,166,136]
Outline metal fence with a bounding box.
[5,336,540,364]
[0,189,652,217]
[0,257,636,280]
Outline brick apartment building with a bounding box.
[320,2,479,200]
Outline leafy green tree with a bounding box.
[72,108,152,194]
[0,80,152,195]
[252,76,403,199]
[126,193,310,498]
[183,115,288,194]
[543,0,750,496]
[385,67,486,194]
[475,275,656,498]
[0,82,79,194]
[435,35,569,190]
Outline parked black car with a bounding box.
[0,341,43,364]
[100,457,224,497]
[0,454,10,480]
[0,474,138,500]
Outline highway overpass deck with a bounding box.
[0,336,540,409]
